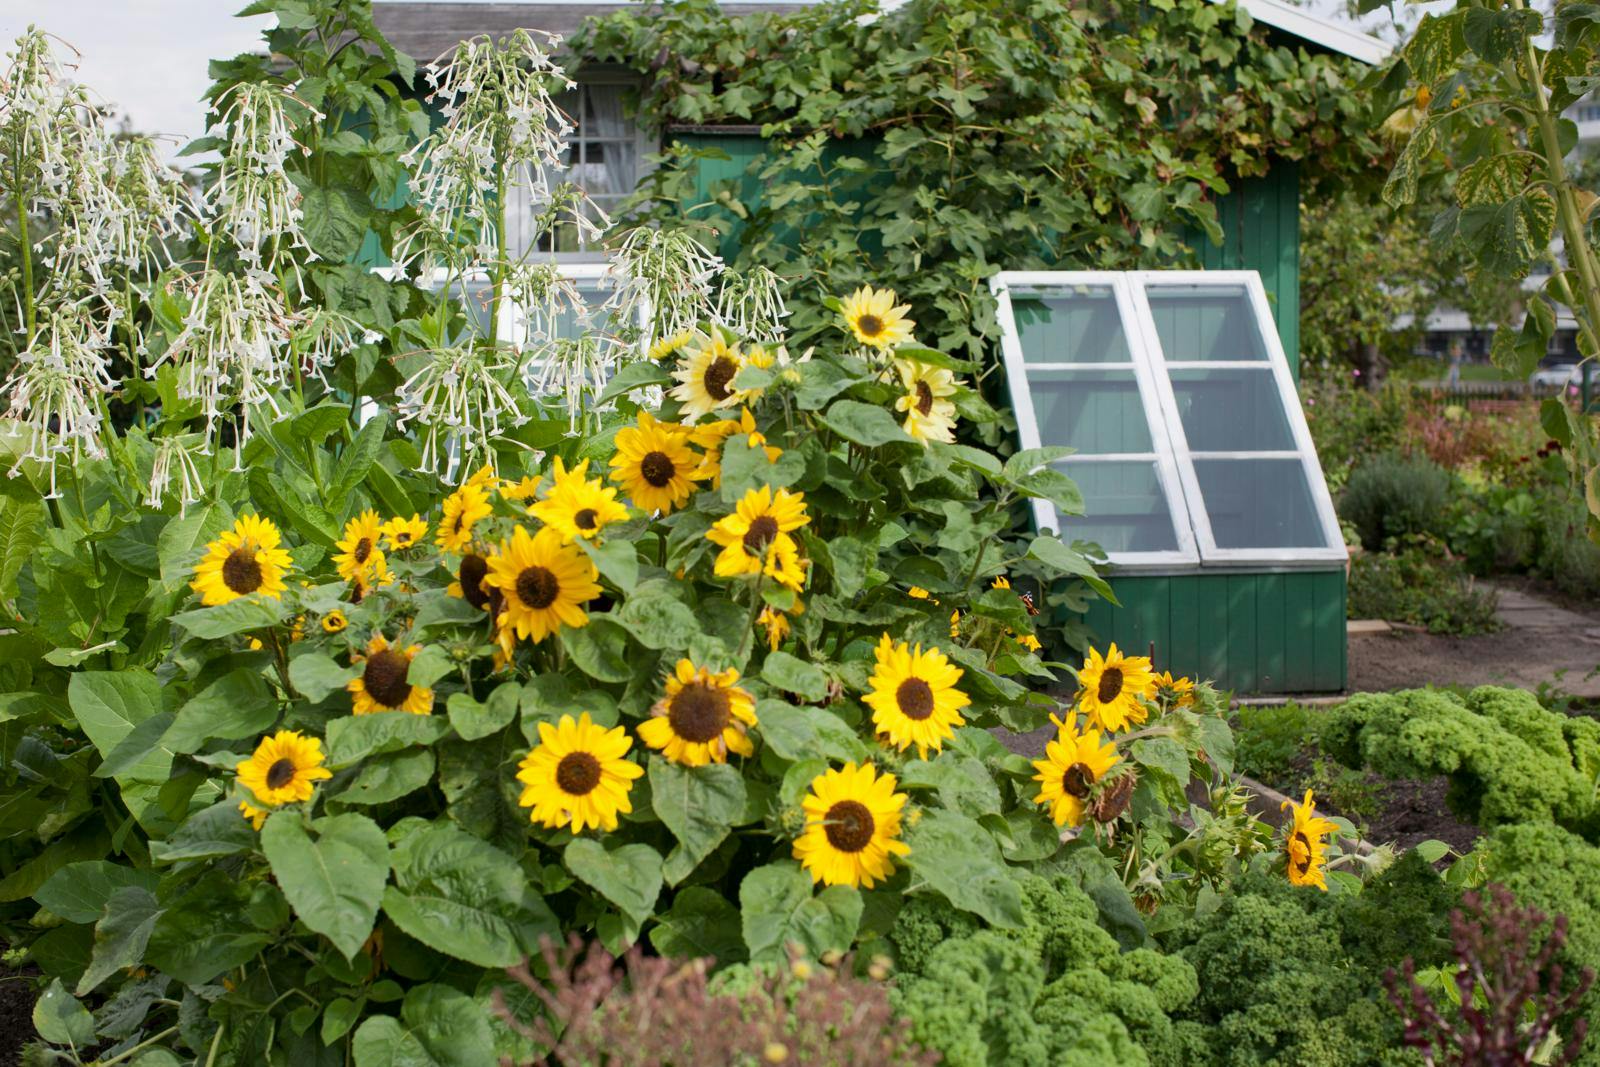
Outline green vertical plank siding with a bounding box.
[1255,573,1287,693]
[1224,575,1259,693]
[1311,570,1348,691]
[1280,573,1318,692]
[1166,576,1200,674]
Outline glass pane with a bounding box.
[1012,286,1132,364]
[448,280,494,340]
[1056,460,1180,553]
[1168,367,1295,451]
[1193,458,1330,549]
[1145,283,1268,362]
[1027,369,1152,454]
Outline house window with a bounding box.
[510,80,650,257]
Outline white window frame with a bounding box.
[991,269,1346,573]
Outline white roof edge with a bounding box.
[1215,0,1393,65]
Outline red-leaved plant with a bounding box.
[1385,883,1594,1066]
[492,935,939,1067]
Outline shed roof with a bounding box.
[1216,0,1391,65]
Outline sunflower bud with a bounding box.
[1090,770,1136,824]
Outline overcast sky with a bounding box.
[0,0,1412,160]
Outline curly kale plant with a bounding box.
[1319,686,1600,841]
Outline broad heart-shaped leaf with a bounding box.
[739,862,862,964]
[820,399,914,447]
[164,668,275,753]
[564,839,663,926]
[1404,10,1468,82]
[290,649,360,702]
[904,810,1024,929]
[446,682,520,741]
[144,869,270,985]
[0,493,44,601]
[761,651,829,702]
[650,886,748,964]
[155,503,233,594]
[561,617,633,683]
[581,537,640,595]
[1458,189,1557,277]
[382,822,557,967]
[336,749,435,806]
[717,435,807,501]
[1027,534,1115,602]
[262,812,389,960]
[898,752,1002,819]
[300,182,371,260]
[67,671,173,782]
[148,800,258,863]
[648,760,747,885]
[326,712,451,768]
[33,979,95,1047]
[169,596,286,640]
[77,886,163,994]
[34,861,159,924]
[615,584,703,649]
[1131,736,1190,785]
[596,359,673,406]
[407,645,455,689]
[1454,154,1529,208]
[756,700,868,762]
[352,983,495,1067]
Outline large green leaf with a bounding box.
[755,700,867,762]
[155,504,233,594]
[650,886,747,963]
[904,810,1024,928]
[352,984,496,1067]
[615,585,703,650]
[169,597,286,640]
[565,839,663,926]
[77,886,163,994]
[648,760,747,885]
[561,617,633,683]
[820,399,914,447]
[739,861,862,964]
[34,861,159,924]
[67,671,173,782]
[32,979,95,1047]
[0,494,44,600]
[445,683,520,741]
[898,752,1002,818]
[336,749,435,805]
[326,712,451,767]
[382,822,557,967]
[1458,189,1557,276]
[144,870,271,984]
[262,811,389,960]
[148,800,258,863]
[164,669,276,753]
[761,652,829,702]
[289,649,360,702]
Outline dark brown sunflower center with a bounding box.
[221,546,264,594]
[574,508,600,532]
[742,515,780,553]
[668,682,732,743]
[824,799,875,853]
[703,356,739,401]
[363,649,413,708]
[896,678,935,721]
[640,451,676,488]
[1096,667,1124,704]
[555,752,602,795]
[1062,762,1095,798]
[857,314,883,338]
[458,553,490,609]
[354,537,373,564]
[1291,831,1313,875]
[265,757,296,790]
[915,381,934,416]
[516,565,560,610]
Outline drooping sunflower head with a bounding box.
[1031,717,1121,829]
[484,525,601,644]
[705,485,811,580]
[516,712,644,833]
[382,513,430,551]
[862,634,971,758]
[191,514,294,606]
[1282,789,1339,891]
[670,334,746,421]
[530,457,630,543]
[792,761,911,889]
[639,659,759,766]
[1153,671,1196,711]
[321,609,348,634]
[756,603,799,652]
[334,509,387,585]
[649,329,695,362]
[348,634,435,715]
[1076,643,1156,733]
[348,557,393,604]
[448,549,496,611]
[840,285,915,350]
[892,358,958,445]
[608,410,704,515]
[437,482,493,553]
[236,730,332,807]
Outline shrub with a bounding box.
[1339,453,1454,551]
[1537,500,1600,601]
[1346,542,1500,634]
[1230,703,1317,783]
[1302,380,1408,493]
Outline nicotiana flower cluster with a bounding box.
[202,81,316,279]
[0,309,113,497]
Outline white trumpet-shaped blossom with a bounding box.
[395,344,529,476]
[203,81,315,277]
[1,310,113,497]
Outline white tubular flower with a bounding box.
[395,344,529,476]
[204,81,314,276]
[292,308,368,383]
[605,228,725,346]
[716,264,790,345]
[0,310,113,497]
[106,135,194,275]
[146,434,207,514]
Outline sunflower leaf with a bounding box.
[648,760,747,886]
[288,650,360,703]
[164,669,275,754]
[169,597,286,640]
[445,682,520,742]
[406,645,454,689]
[564,839,663,926]
[615,584,702,650]
[739,861,862,964]
[650,885,747,963]
[326,712,451,768]
[903,809,1024,928]
[761,651,828,702]
[819,399,915,448]
[755,700,868,763]
[262,811,389,961]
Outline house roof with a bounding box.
[1216,0,1392,65]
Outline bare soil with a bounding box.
[1348,627,1600,697]
[1,953,39,1067]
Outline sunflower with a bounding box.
[862,634,970,757]
[437,482,493,553]
[382,514,429,550]
[530,458,630,542]
[465,463,498,490]
[190,515,293,606]
[348,558,393,604]
[609,410,703,515]
[236,730,332,807]
[516,712,643,833]
[348,634,435,715]
[706,486,811,579]
[1076,643,1156,733]
[447,550,496,611]
[840,285,915,350]
[239,800,269,830]
[321,609,348,634]
[649,329,694,363]
[792,762,911,889]
[762,533,808,594]
[1017,632,1044,653]
[1282,789,1339,891]
[333,510,387,585]
[1031,718,1121,828]
[670,334,746,421]
[638,660,759,766]
[893,358,958,445]
[484,525,601,644]
[1153,671,1196,710]
[757,602,800,652]
[691,408,781,488]
[949,610,961,639]
[500,475,543,503]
